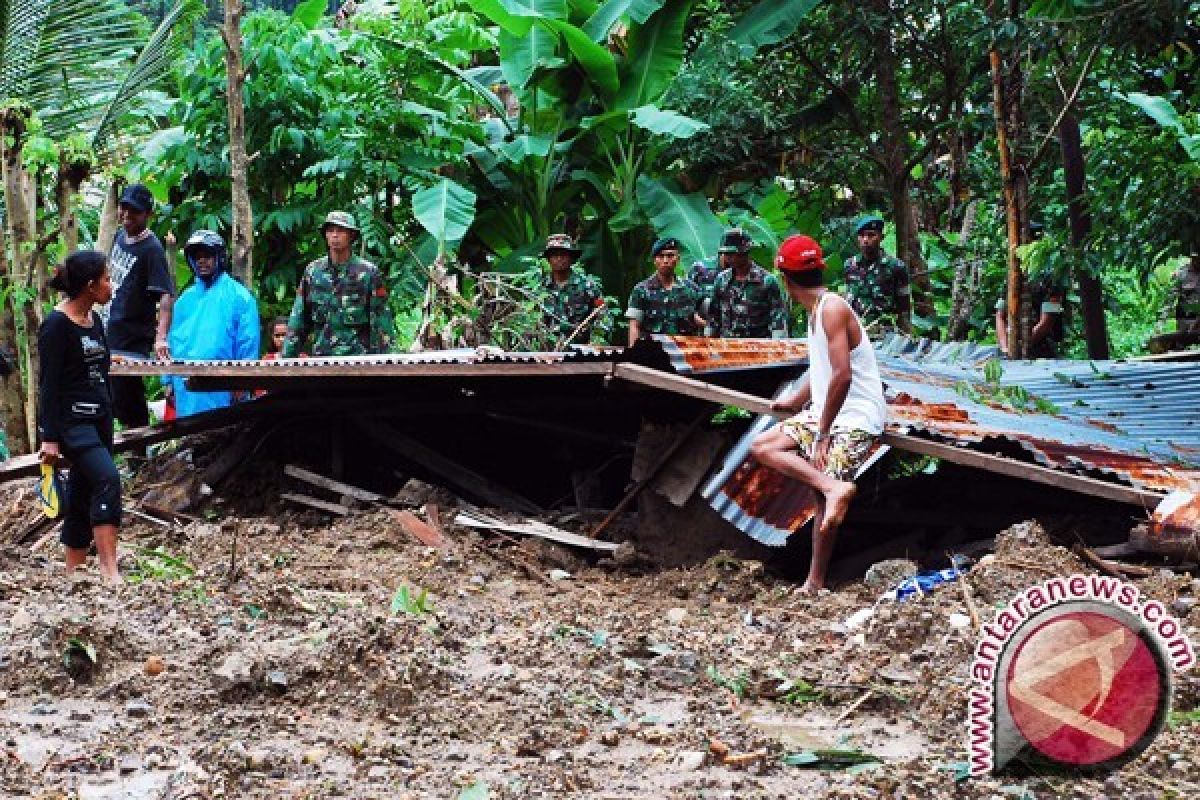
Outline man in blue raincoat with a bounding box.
[164,230,260,418]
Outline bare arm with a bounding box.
[627,318,641,346]
[1030,311,1057,345]
[771,373,812,412]
[995,308,1009,355]
[817,300,853,438]
[154,293,175,359]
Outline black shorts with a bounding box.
[59,423,121,549]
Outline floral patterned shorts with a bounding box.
[779,417,879,481]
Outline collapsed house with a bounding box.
[3,336,1197,569]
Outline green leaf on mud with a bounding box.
[782,748,881,769]
[458,780,490,800]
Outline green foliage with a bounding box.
[954,358,1061,414]
[705,663,749,698]
[390,583,433,616]
[782,748,881,769]
[126,547,195,584]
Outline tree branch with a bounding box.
[1029,43,1100,169]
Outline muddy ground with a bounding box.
[1,446,1197,799]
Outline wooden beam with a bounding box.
[355,418,542,515]
[280,492,351,516]
[455,509,618,552]
[115,360,613,379]
[611,363,775,414]
[591,412,707,539]
[284,465,385,504]
[881,433,1163,509]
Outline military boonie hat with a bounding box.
[855,214,885,234]
[651,237,681,256]
[717,228,753,254]
[543,233,582,257]
[775,235,826,274]
[320,210,360,235]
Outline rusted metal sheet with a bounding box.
[700,377,888,546]
[647,336,808,375]
[1135,491,1200,560]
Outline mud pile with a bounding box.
[1,462,1197,798]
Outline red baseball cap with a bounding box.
[775,234,826,274]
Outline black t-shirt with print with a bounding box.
[37,310,111,443]
[104,229,174,353]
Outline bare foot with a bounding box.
[820,480,857,535]
[797,582,821,595]
[100,569,123,587]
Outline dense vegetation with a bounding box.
[0,0,1197,456]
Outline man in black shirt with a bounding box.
[102,184,175,428]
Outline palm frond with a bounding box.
[91,0,205,159]
[0,0,153,137]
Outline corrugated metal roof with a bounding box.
[704,342,1200,545]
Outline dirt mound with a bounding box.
[1,471,1196,798]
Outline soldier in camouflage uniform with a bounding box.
[843,215,912,336]
[626,238,705,345]
[704,228,788,339]
[687,252,723,318]
[539,233,609,345]
[1169,254,1200,334]
[282,211,393,357]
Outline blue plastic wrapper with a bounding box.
[885,566,963,602]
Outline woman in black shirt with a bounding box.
[38,250,123,584]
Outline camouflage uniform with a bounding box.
[687,259,722,317]
[282,255,393,357]
[541,268,609,344]
[705,263,789,339]
[1169,261,1200,333]
[843,252,911,334]
[626,274,703,337]
[994,280,1065,358]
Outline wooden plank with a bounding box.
[389,508,446,548]
[454,510,618,552]
[591,413,707,539]
[116,361,613,378]
[611,363,775,414]
[0,402,265,483]
[284,464,385,504]
[355,418,543,515]
[280,492,350,516]
[881,432,1163,509]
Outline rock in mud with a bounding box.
[212,652,255,688]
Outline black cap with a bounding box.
[119,184,154,213]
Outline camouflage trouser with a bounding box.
[779,418,878,480]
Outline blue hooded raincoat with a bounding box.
[166,232,260,417]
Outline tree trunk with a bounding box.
[0,233,30,456]
[989,2,1030,358]
[1,106,40,450]
[872,0,933,324]
[57,172,82,254]
[224,0,254,286]
[946,200,980,341]
[1059,114,1109,359]
[97,181,120,257]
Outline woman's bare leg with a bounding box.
[93,524,121,585]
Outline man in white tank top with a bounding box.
[750,235,887,593]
